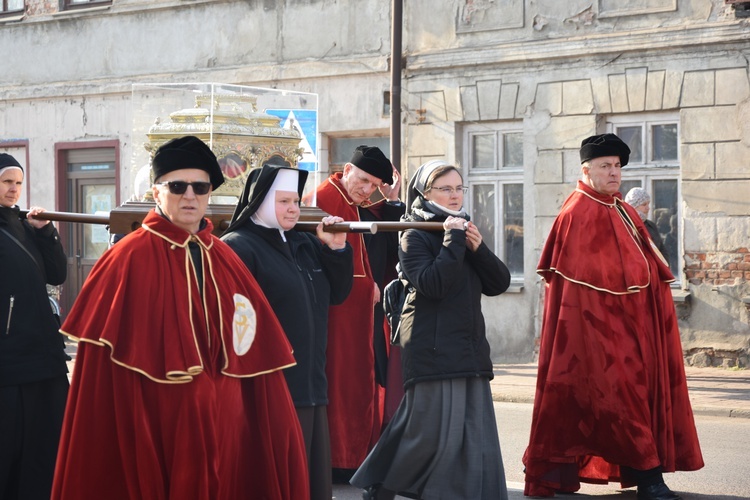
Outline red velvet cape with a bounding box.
[52,210,309,500]
[523,181,703,496]
[303,174,380,468]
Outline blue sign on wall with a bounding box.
[265,109,318,172]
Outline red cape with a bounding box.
[53,210,309,500]
[523,182,703,496]
[303,174,380,468]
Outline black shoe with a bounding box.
[637,482,682,500]
[362,485,379,500]
[332,467,355,484]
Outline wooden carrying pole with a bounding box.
[293,221,445,233]
[21,209,445,234]
[19,209,110,225]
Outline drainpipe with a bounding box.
[390,0,403,176]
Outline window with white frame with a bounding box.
[328,136,390,174]
[463,123,524,280]
[608,114,681,281]
[1,0,23,15]
[63,0,111,10]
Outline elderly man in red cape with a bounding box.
[302,145,403,478]
[523,134,703,500]
[52,136,309,500]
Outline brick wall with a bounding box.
[685,248,750,286]
[25,0,57,16]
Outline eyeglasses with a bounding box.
[428,185,468,195]
[156,181,212,195]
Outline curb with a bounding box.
[492,395,750,419]
[689,406,750,419]
[492,394,534,404]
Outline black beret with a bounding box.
[0,153,23,172]
[152,136,224,190]
[350,145,393,184]
[579,133,630,166]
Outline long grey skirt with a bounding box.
[350,377,508,500]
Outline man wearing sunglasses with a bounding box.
[52,136,309,500]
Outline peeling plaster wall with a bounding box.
[1,0,393,202]
[3,0,391,88]
[405,0,725,51]
[400,0,750,363]
[2,0,749,363]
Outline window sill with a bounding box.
[505,283,524,294]
[0,13,25,22]
[671,289,691,303]
[52,5,111,17]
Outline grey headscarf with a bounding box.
[625,187,650,221]
[625,187,650,208]
[405,159,467,218]
[405,159,449,211]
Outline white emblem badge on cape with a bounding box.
[232,293,257,356]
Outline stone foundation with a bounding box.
[685,347,749,369]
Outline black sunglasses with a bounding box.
[156,181,212,195]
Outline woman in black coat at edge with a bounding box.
[0,153,69,500]
[221,158,353,500]
[351,160,511,500]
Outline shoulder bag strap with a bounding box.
[0,227,45,278]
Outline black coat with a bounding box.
[222,222,353,407]
[397,204,510,388]
[360,201,405,386]
[644,218,669,263]
[0,206,68,386]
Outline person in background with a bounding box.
[0,153,69,500]
[222,160,354,500]
[523,133,703,500]
[351,160,511,500]
[52,136,309,500]
[625,187,669,263]
[302,145,404,480]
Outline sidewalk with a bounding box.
[490,363,750,419]
[66,339,750,419]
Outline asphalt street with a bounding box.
[64,342,750,499]
[333,401,750,500]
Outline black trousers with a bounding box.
[0,375,69,500]
[296,405,332,500]
[621,465,664,488]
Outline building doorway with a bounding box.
[56,143,119,318]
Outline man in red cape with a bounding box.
[523,134,703,500]
[302,145,403,477]
[52,136,309,500]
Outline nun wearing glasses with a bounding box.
[351,160,511,500]
[52,136,309,500]
[222,159,353,500]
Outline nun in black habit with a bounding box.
[221,159,354,500]
[0,153,69,500]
